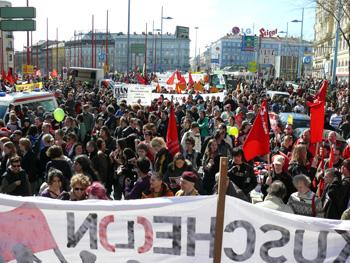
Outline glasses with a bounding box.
[12,164,21,168]
[74,187,85,192]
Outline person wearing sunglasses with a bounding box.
[0,155,31,196]
[67,174,91,201]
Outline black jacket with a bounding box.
[154,148,172,178]
[327,176,350,219]
[228,162,257,195]
[1,168,31,196]
[21,150,38,183]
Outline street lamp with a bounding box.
[291,8,304,80]
[153,26,161,72]
[194,26,199,71]
[160,6,173,73]
[126,0,131,73]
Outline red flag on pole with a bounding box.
[166,72,175,85]
[5,69,14,85]
[243,100,270,161]
[329,145,334,168]
[166,104,180,157]
[175,70,182,81]
[306,80,329,143]
[188,72,194,85]
[179,75,186,85]
[135,73,147,85]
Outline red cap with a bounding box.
[182,171,197,183]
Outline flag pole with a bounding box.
[213,157,228,263]
[267,153,271,177]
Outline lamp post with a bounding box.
[291,7,304,80]
[194,26,199,71]
[126,0,131,73]
[153,27,161,72]
[160,6,173,73]
[332,0,342,85]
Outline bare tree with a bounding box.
[314,0,350,85]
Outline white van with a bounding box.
[0,91,58,119]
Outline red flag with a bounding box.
[235,112,244,129]
[188,72,194,85]
[175,70,182,81]
[243,100,270,161]
[166,105,180,157]
[6,69,14,85]
[166,72,176,85]
[51,69,58,78]
[329,145,334,168]
[306,80,328,143]
[156,83,161,93]
[135,73,147,85]
[179,75,186,85]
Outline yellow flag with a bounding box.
[287,114,293,125]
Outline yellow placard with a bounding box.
[16,82,43,92]
[22,64,34,75]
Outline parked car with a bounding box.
[278,112,310,129]
[266,91,290,101]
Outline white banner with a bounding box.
[126,84,153,106]
[113,84,128,102]
[0,194,349,262]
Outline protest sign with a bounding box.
[0,194,349,262]
[127,84,153,106]
[15,82,43,92]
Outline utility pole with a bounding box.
[105,10,109,71]
[332,0,342,85]
[144,23,148,75]
[127,0,131,72]
[46,18,48,76]
[91,15,94,68]
[26,0,30,65]
[56,27,58,71]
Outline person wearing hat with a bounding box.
[181,122,202,153]
[175,171,199,196]
[261,155,295,204]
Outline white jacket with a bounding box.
[256,195,294,214]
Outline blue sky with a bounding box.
[12,0,315,57]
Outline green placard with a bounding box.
[130,43,145,54]
[0,7,36,18]
[0,19,36,31]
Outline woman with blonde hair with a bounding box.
[63,174,91,201]
[0,141,17,175]
[288,144,318,181]
[151,137,171,178]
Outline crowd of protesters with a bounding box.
[0,74,349,220]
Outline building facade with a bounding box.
[113,31,190,72]
[15,40,58,75]
[197,34,312,80]
[313,1,350,81]
[14,26,190,75]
